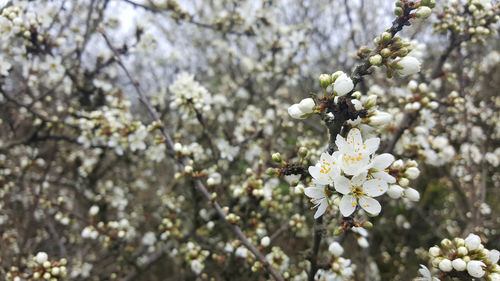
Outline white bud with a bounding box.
[369,111,392,126]
[489,249,499,264]
[288,104,305,119]
[318,74,332,88]
[261,236,271,247]
[387,185,404,199]
[396,56,421,76]
[408,80,418,90]
[184,165,193,174]
[328,242,344,257]
[35,252,48,264]
[441,238,452,248]
[467,260,486,278]
[207,177,215,186]
[190,260,204,275]
[452,258,466,271]
[351,99,363,111]
[369,54,383,65]
[357,237,369,248]
[333,74,354,96]
[416,6,432,19]
[405,187,420,201]
[393,160,404,169]
[457,246,468,256]
[405,167,420,179]
[89,205,99,216]
[429,101,439,109]
[365,95,377,108]
[465,233,481,250]
[298,98,315,114]
[398,177,409,187]
[439,259,453,272]
[174,142,183,152]
[331,71,345,82]
[429,246,441,257]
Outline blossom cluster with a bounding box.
[304,128,398,218]
[417,234,500,280]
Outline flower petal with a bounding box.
[308,165,331,185]
[372,153,395,170]
[335,135,348,152]
[339,195,357,217]
[314,198,328,219]
[372,171,396,184]
[346,128,363,150]
[334,176,351,195]
[359,196,381,215]
[304,186,325,200]
[352,170,368,184]
[363,178,388,197]
[364,138,380,155]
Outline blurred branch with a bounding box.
[308,217,324,281]
[100,31,284,281]
[121,0,251,36]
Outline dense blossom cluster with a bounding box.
[416,234,500,280]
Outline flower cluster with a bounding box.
[314,242,355,281]
[304,128,396,218]
[419,234,500,280]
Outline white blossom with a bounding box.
[467,260,486,278]
[333,74,354,96]
[465,233,481,250]
[328,242,344,257]
[452,258,466,271]
[396,56,421,76]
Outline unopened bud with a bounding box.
[381,32,392,44]
[416,6,432,19]
[271,152,281,163]
[319,74,332,88]
[395,7,403,16]
[298,147,308,158]
[369,54,383,66]
[381,48,391,57]
[361,221,373,229]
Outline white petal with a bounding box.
[359,196,381,215]
[288,104,305,119]
[364,138,380,155]
[372,171,396,184]
[372,153,395,170]
[363,178,388,197]
[304,186,325,200]
[352,170,368,185]
[334,176,351,195]
[335,134,348,152]
[346,128,363,150]
[339,195,357,217]
[308,165,331,185]
[298,98,315,114]
[489,249,500,264]
[314,198,328,219]
[418,265,431,278]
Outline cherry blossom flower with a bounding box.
[334,171,388,216]
[304,182,329,219]
[335,128,380,176]
[415,264,440,281]
[308,152,340,185]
